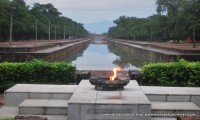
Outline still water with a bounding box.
[64,38,147,70]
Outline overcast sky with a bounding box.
[26,0,157,33]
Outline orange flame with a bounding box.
[110,67,121,81]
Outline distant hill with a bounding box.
[84,21,115,34]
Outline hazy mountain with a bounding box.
[84,21,115,34]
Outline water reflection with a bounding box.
[63,38,141,70]
[108,44,147,68]
[60,44,88,63]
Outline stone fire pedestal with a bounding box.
[68,80,151,120]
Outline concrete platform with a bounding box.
[141,86,200,107]
[19,99,68,115]
[68,80,151,120]
[151,117,177,120]
[5,84,77,106]
[0,106,69,120]
[1,82,200,120]
[151,102,200,116]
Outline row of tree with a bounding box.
[0,0,89,41]
[107,0,200,42]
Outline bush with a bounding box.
[141,59,200,87]
[0,60,76,91]
[0,118,14,120]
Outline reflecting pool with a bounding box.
[63,38,148,70]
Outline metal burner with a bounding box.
[89,77,130,91]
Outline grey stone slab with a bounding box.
[122,91,151,104]
[7,84,77,94]
[152,110,175,115]
[122,97,151,105]
[97,91,121,100]
[5,84,34,92]
[43,115,68,120]
[138,104,151,120]
[80,104,139,120]
[46,108,68,115]
[151,117,177,120]
[183,87,200,95]
[140,86,166,95]
[175,110,199,116]
[169,102,200,111]
[52,93,72,99]
[19,99,69,115]
[19,107,45,115]
[162,87,190,95]
[69,92,97,104]
[68,80,150,120]
[96,99,123,104]
[167,95,190,102]
[29,93,52,99]
[96,91,123,104]
[17,115,68,120]
[19,99,49,107]
[47,99,68,108]
[191,95,200,107]
[151,102,175,110]
[5,92,28,106]
[151,102,200,117]
[68,104,81,120]
[4,84,78,105]
[28,85,57,93]
[51,85,77,93]
[146,95,167,102]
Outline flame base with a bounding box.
[89,77,130,91]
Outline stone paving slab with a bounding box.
[0,106,68,120]
[151,102,200,116]
[141,86,200,96]
[141,86,167,95]
[6,84,77,93]
[68,80,151,120]
[152,102,200,111]
[141,86,200,104]
[5,84,77,106]
[151,117,177,120]
[19,99,68,115]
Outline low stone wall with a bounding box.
[109,40,176,62]
[0,39,90,62]
[0,39,86,53]
[0,44,56,52]
[109,40,200,62]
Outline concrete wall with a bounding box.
[0,40,90,62]
[109,40,200,62]
[109,40,177,62]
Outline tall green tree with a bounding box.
[0,0,89,41]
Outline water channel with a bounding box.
[63,38,148,70]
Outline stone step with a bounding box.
[151,117,177,120]
[19,99,68,115]
[16,115,68,120]
[151,102,200,117]
[5,84,77,106]
[141,86,200,106]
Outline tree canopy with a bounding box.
[0,0,89,41]
[107,0,200,42]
